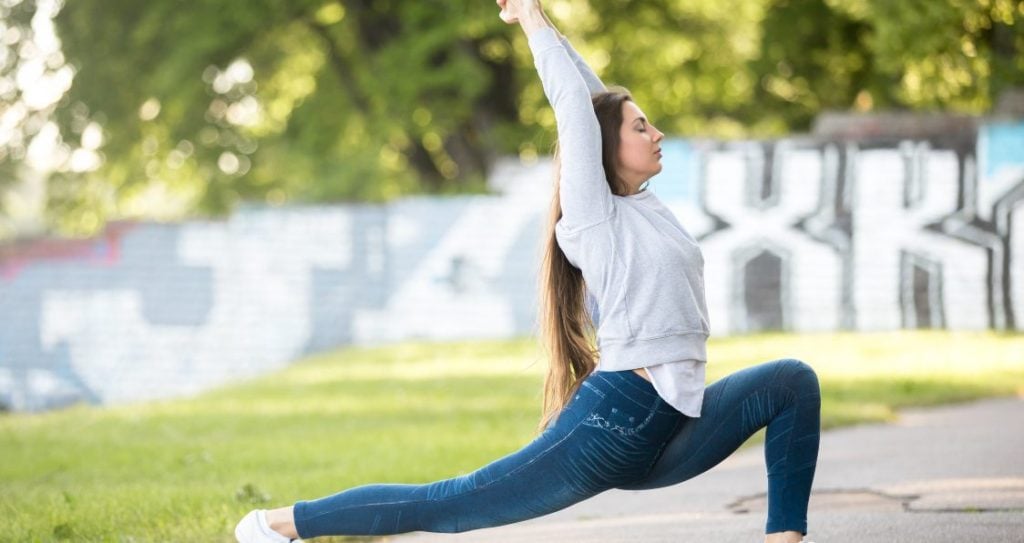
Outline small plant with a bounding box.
[235,483,271,504]
[53,522,75,540]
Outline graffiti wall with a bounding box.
[1,122,1022,412]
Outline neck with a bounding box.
[619,175,647,195]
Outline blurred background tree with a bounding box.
[0,0,1020,239]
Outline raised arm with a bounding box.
[542,13,607,95]
[502,1,607,94]
[505,1,614,231]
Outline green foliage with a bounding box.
[864,0,1024,109]
[0,0,1020,238]
[753,0,874,129]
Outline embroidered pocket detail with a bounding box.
[581,404,650,438]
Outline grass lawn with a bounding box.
[1,330,1022,542]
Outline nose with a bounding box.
[652,125,664,141]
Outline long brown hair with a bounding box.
[535,86,634,432]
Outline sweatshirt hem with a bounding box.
[597,332,708,370]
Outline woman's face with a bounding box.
[615,100,664,194]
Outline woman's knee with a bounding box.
[776,358,820,395]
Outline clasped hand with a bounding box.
[497,0,542,24]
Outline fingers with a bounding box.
[498,0,517,24]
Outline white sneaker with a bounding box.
[234,509,302,543]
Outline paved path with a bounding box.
[383,394,1024,543]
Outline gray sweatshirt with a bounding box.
[528,26,709,416]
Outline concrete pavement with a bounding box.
[383,394,1024,543]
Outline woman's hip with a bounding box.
[543,369,685,487]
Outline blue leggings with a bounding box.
[293,358,821,538]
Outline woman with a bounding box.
[235,1,820,542]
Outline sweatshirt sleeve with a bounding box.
[558,34,607,95]
[527,26,614,232]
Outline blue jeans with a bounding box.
[293,358,821,538]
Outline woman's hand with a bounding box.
[497,0,517,24]
[496,0,514,24]
[497,0,543,25]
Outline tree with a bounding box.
[44,0,526,235]
[751,0,1023,128]
[0,0,1019,239]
